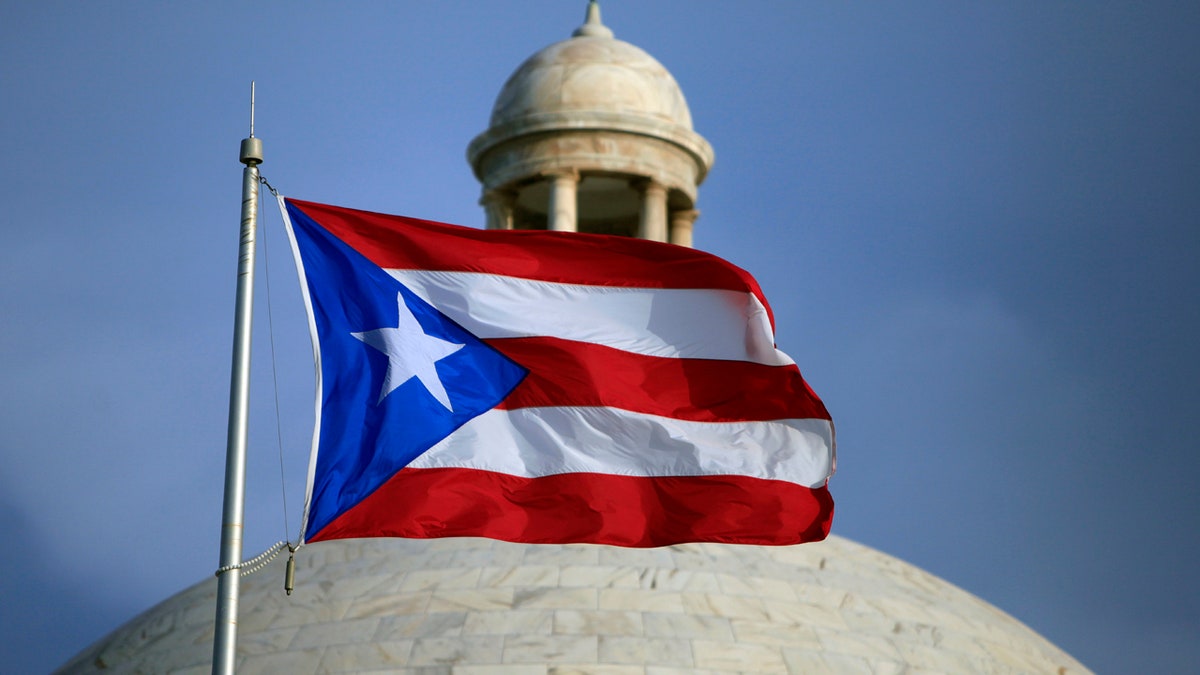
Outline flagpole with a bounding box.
[212,85,263,675]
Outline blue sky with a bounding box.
[2,2,1197,672]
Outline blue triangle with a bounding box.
[287,203,527,540]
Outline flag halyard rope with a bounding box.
[214,540,290,577]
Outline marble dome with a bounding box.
[467,2,713,202]
[57,536,1089,673]
[488,24,694,131]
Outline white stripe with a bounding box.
[407,407,834,488]
[388,269,794,366]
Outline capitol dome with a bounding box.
[487,18,695,134]
[57,536,1089,673]
[468,2,713,242]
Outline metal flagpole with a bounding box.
[212,83,263,675]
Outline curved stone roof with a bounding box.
[488,31,694,131]
[467,2,714,191]
[57,536,1091,673]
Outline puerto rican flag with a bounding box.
[282,198,834,547]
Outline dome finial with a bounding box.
[572,0,614,39]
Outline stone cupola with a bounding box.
[467,1,714,247]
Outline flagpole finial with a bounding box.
[573,0,613,39]
[240,82,264,166]
[249,81,256,138]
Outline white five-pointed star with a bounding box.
[351,293,465,410]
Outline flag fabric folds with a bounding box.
[282,197,834,548]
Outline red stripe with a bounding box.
[490,337,831,422]
[286,199,771,317]
[308,467,834,547]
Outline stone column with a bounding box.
[669,209,699,248]
[547,170,579,232]
[635,179,668,242]
[480,188,516,230]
